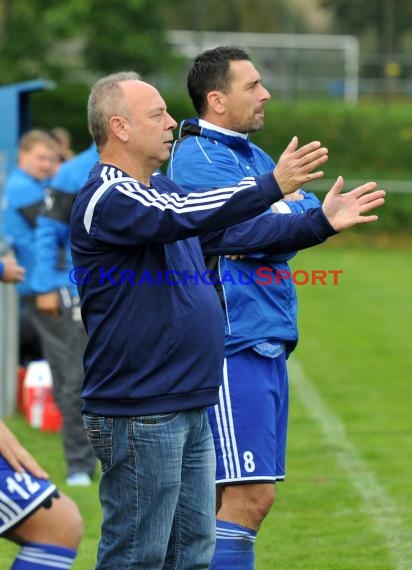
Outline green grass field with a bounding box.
[1,240,411,569]
[257,239,412,569]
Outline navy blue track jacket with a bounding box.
[70,163,336,416]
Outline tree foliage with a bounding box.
[0,0,311,86]
[82,0,179,77]
[161,0,306,34]
[321,0,412,52]
[0,0,54,83]
[4,0,412,97]
[0,0,178,85]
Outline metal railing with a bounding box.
[0,282,18,418]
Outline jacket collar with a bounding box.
[180,118,253,155]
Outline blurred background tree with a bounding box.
[0,0,181,84]
[0,0,327,86]
[321,0,410,54]
[2,0,411,86]
[161,0,307,34]
[0,0,58,82]
[83,0,182,78]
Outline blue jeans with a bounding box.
[83,409,216,570]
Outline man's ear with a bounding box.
[110,116,129,142]
[207,91,226,116]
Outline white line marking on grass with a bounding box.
[289,358,412,570]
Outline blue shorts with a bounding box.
[0,455,58,535]
[208,347,289,484]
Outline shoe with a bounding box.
[65,472,92,486]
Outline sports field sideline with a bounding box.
[1,242,411,569]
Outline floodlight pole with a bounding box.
[382,0,394,102]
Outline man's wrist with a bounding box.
[256,172,283,206]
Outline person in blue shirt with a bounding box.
[31,143,99,487]
[167,46,381,570]
[0,419,83,569]
[70,71,384,570]
[3,129,63,370]
[3,130,59,299]
[3,131,96,487]
[32,143,99,313]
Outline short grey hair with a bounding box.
[87,71,141,150]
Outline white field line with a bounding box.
[289,358,412,570]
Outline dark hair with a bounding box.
[187,46,251,116]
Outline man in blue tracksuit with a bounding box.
[4,131,97,486]
[70,71,383,570]
[31,143,99,486]
[166,46,360,569]
[3,130,58,301]
[2,128,70,404]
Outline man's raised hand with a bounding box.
[322,176,386,231]
[274,136,328,196]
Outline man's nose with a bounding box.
[167,113,178,130]
[261,86,271,101]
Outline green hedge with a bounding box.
[251,101,412,180]
[31,88,412,178]
[166,95,412,178]
[166,95,412,235]
[31,88,412,233]
[31,84,91,152]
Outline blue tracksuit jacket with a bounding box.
[3,168,49,296]
[167,118,322,356]
[70,163,335,416]
[31,144,99,296]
